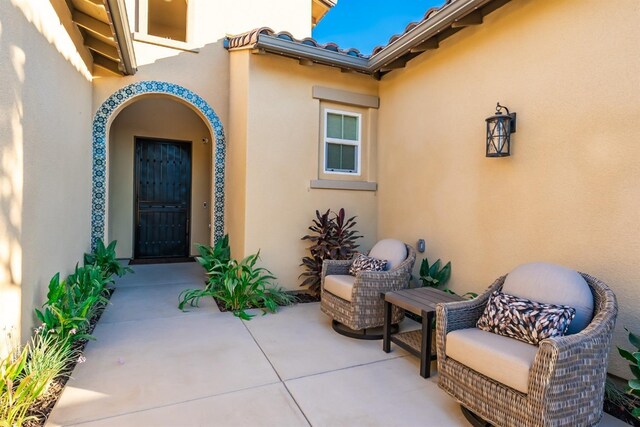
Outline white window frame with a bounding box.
[323,108,362,176]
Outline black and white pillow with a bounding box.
[349,254,387,276]
[476,291,576,345]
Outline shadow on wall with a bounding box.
[0,0,94,350]
[0,1,26,354]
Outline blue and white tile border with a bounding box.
[91,80,226,250]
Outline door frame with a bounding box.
[133,136,193,259]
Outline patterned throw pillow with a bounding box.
[349,254,387,276]
[476,291,576,345]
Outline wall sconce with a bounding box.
[486,102,516,157]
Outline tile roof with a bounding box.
[224,0,510,78]
[225,27,369,59]
[371,1,452,56]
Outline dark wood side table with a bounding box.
[382,287,463,378]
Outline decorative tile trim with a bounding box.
[91,80,226,250]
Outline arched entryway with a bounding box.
[91,81,225,252]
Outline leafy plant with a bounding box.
[178,236,232,309]
[419,257,451,288]
[618,327,640,419]
[180,251,294,320]
[300,208,361,295]
[22,328,75,398]
[35,265,109,342]
[195,235,231,275]
[0,345,38,426]
[84,239,132,282]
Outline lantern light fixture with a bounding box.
[486,102,516,157]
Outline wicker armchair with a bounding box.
[436,266,618,427]
[321,240,416,339]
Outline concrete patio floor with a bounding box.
[47,262,627,427]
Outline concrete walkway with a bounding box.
[48,263,626,427]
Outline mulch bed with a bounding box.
[23,288,115,427]
[213,290,320,313]
[604,396,640,426]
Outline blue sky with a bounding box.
[312,0,444,55]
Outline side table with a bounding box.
[382,287,463,378]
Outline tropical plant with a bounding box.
[84,239,132,282]
[178,236,232,309]
[195,235,231,275]
[419,257,451,288]
[35,265,109,342]
[210,252,294,320]
[0,345,38,426]
[300,208,361,295]
[618,327,640,419]
[180,251,294,319]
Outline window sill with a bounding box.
[132,33,199,53]
[310,180,377,191]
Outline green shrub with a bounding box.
[35,265,109,342]
[618,327,640,419]
[178,236,232,309]
[179,243,294,319]
[209,252,294,320]
[195,235,230,275]
[1,345,37,426]
[419,257,451,288]
[300,209,361,296]
[23,328,76,397]
[84,239,132,282]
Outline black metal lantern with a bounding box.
[486,102,516,157]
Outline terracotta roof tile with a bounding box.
[225,27,368,58]
[371,1,451,55]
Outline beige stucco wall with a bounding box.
[228,51,380,289]
[0,0,93,351]
[108,97,212,258]
[377,0,640,377]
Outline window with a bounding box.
[324,109,361,175]
[141,0,188,42]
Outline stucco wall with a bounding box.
[230,51,380,290]
[108,97,212,258]
[0,0,93,350]
[377,0,640,377]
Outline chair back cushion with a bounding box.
[502,262,593,334]
[368,239,407,271]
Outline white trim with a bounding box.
[323,108,362,176]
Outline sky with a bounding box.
[312,0,444,56]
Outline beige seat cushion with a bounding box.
[446,328,537,394]
[369,239,407,271]
[324,275,355,302]
[502,262,594,334]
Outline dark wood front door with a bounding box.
[134,138,192,259]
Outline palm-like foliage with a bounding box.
[83,239,132,282]
[179,237,293,318]
[209,252,294,320]
[300,208,361,295]
[35,265,109,342]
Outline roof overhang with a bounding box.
[312,0,337,27]
[66,0,137,76]
[226,0,511,79]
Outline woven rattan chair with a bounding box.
[320,239,416,339]
[436,264,618,427]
